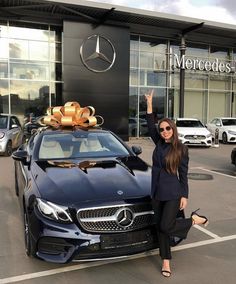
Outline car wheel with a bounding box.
[24,211,36,257]
[4,141,12,156]
[222,132,228,144]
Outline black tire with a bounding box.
[23,210,37,257]
[222,132,228,144]
[233,154,236,167]
[4,141,12,156]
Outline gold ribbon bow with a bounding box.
[40,102,104,128]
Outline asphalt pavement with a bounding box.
[0,140,236,284]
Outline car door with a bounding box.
[9,116,23,148]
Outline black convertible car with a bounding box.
[12,126,159,263]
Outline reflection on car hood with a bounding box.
[177,127,210,135]
[33,157,151,205]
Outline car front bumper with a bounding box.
[29,209,158,263]
[179,137,212,146]
[0,138,7,153]
[226,133,236,143]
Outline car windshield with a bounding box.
[38,131,130,160]
[176,120,204,127]
[222,119,236,126]
[0,116,8,129]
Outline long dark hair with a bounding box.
[158,118,186,175]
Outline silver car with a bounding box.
[0,114,25,156]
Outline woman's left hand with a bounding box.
[180,197,188,210]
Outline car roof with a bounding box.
[176,118,200,121]
[0,113,12,117]
[213,117,236,119]
[37,126,110,135]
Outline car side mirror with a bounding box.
[11,124,19,129]
[131,145,142,155]
[12,150,29,165]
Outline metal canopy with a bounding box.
[1,0,236,47]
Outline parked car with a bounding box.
[12,126,159,263]
[231,147,236,166]
[176,118,212,147]
[0,114,25,156]
[23,116,44,138]
[129,117,148,136]
[206,117,236,143]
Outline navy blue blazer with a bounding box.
[147,113,189,201]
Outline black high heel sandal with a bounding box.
[191,208,209,227]
[161,270,171,277]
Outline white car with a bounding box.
[176,118,212,147]
[0,114,25,156]
[206,117,236,143]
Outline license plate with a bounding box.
[189,140,201,144]
[101,230,153,249]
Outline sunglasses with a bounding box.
[159,126,172,132]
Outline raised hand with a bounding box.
[145,89,154,114]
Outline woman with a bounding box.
[145,90,208,277]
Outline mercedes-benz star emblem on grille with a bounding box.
[80,34,116,73]
[115,208,134,228]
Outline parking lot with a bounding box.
[0,140,236,284]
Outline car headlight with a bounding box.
[228,130,236,135]
[0,132,5,139]
[36,198,73,223]
[178,133,184,138]
[206,133,212,138]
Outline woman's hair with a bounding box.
[158,118,186,174]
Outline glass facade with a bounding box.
[130,35,236,137]
[0,22,63,125]
[1,22,236,137]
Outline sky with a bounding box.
[86,0,236,25]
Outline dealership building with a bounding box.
[0,0,236,140]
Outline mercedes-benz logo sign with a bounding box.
[115,208,134,228]
[80,34,116,73]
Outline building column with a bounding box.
[179,36,186,118]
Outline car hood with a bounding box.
[222,126,236,131]
[177,127,211,135]
[32,157,151,205]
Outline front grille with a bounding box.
[184,135,206,139]
[77,203,154,233]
